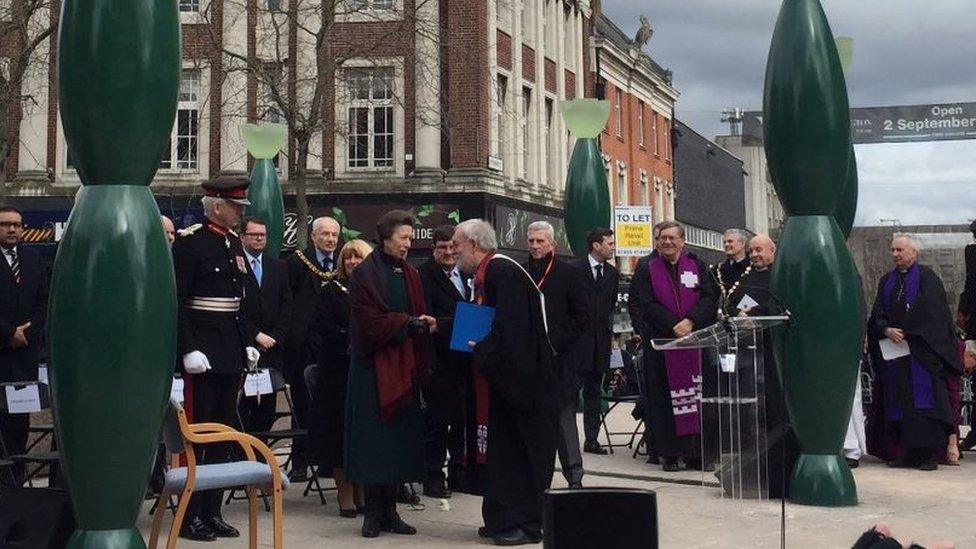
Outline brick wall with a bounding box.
[521,44,535,82]
[497,30,512,72]
[445,0,488,169]
[544,58,556,93]
[564,69,576,100]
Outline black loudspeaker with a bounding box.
[0,488,75,548]
[543,487,658,549]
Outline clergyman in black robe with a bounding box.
[867,235,961,470]
[453,219,559,545]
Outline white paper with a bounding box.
[609,349,625,369]
[171,377,185,403]
[879,338,911,361]
[5,384,41,414]
[719,353,737,373]
[736,294,760,312]
[244,369,273,397]
[680,271,699,288]
[37,365,48,385]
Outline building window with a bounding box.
[616,161,627,205]
[160,69,200,171]
[350,0,393,9]
[266,0,281,11]
[179,0,199,12]
[496,74,509,171]
[653,112,659,156]
[260,64,284,167]
[664,119,671,161]
[683,224,723,251]
[521,86,532,181]
[614,89,622,138]
[637,101,645,147]
[346,67,394,169]
[545,97,557,187]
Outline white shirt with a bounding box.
[588,253,604,280]
[3,246,16,267]
[445,266,465,296]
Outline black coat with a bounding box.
[284,246,336,379]
[0,246,47,383]
[960,243,976,337]
[570,256,619,373]
[173,222,252,373]
[418,258,471,422]
[241,254,292,371]
[309,279,351,470]
[712,257,751,316]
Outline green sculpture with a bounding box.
[50,0,180,546]
[561,99,611,257]
[243,123,287,257]
[764,0,861,506]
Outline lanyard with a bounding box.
[533,254,556,290]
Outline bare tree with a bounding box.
[0,0,55,203]
[202,0,443,249]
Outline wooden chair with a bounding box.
[149,399,286,549]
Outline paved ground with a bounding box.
[137,403,974,548]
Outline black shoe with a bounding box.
[493,527,535,546]
[382,513,417,535]
[918,459,938,471]
[288,467,309,483]
[339,508,358,518]
[362,515,382,538]
[845,458,860,469]
[423,480,452,499]
[662,458,680,472]
[567,480,583,489]
[646,454,660,465]
[523,525,543,543]
[961,432,976,451]
[179,517,216,542]
[208,517,240,538]
[583,441,608,455]
[478,526,493,538]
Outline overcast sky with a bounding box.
[603,0,976,226]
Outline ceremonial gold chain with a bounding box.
[716,262,752,303]
[295,250,337,286]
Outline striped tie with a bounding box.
[9,248,19,283]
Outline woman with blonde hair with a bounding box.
[309,238,373,517]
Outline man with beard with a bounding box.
[418,225,472,497]
[285,216,340,481]
[713,229,753,317]
[523,221,589,488]
[628,221,718,472]
[867,234,962,470]
[453,219,558,546]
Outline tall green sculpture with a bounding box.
[243,123,287,257]
[561,99,611,257]
[764,0,861,506]
[50,0,180,546]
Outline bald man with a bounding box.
[284,216,341,481]
[867,234,962,471]
[161,215,176,247]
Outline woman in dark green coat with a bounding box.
[344,210,437,538]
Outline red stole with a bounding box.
[470,253,495,464]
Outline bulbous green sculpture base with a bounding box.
[66,529,146,549]
[789,454,857,506]
[246,158,285,258]
[564,138,610,257]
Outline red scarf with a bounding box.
[349,251,429,422]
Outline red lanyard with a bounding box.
[533,255,555,290]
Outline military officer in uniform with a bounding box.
[173,180,260,541]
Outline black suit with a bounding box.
[418,259,471,491]
[524,255,590,485]
[283,246,336,472]
[0,245,47,486]
[571,256,619,445]
[239,253,293,434]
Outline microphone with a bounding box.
[730,284,793,325]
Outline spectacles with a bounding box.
[243,233,267,238]
[0,222,23,229]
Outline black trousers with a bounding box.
[579,369,604,444]
[186,372,241,521]
[363,483,398,520]
[424,410,465,487]
[482,497,541,536]
[0,411,29,487]
[238,392,277,436]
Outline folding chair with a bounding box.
[1,381,61,486]
[149,399,287,549]
[599,346,645,455]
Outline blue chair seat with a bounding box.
[165,461,290,493]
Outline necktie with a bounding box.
[595,263,604,284]
[252,257,263,287]
[9,248,19,284]
[322,255,332,271]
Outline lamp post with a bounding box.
[243,123,287,257]
[561,99,612,257]
[764,0,861,506]
[50,0,180,545]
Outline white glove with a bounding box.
[245,346,261,370]
[182,351,212,375]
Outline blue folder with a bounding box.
[450,301,496,353]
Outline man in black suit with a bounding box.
[0,206,47,487]
[418,225,471,498]
[523,221,589,488]
[572,228,619,455]
[239,218,293,434]
[284,216,340,481]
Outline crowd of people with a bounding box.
[1,180,975,546]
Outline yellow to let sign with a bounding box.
[614,206,654,257]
